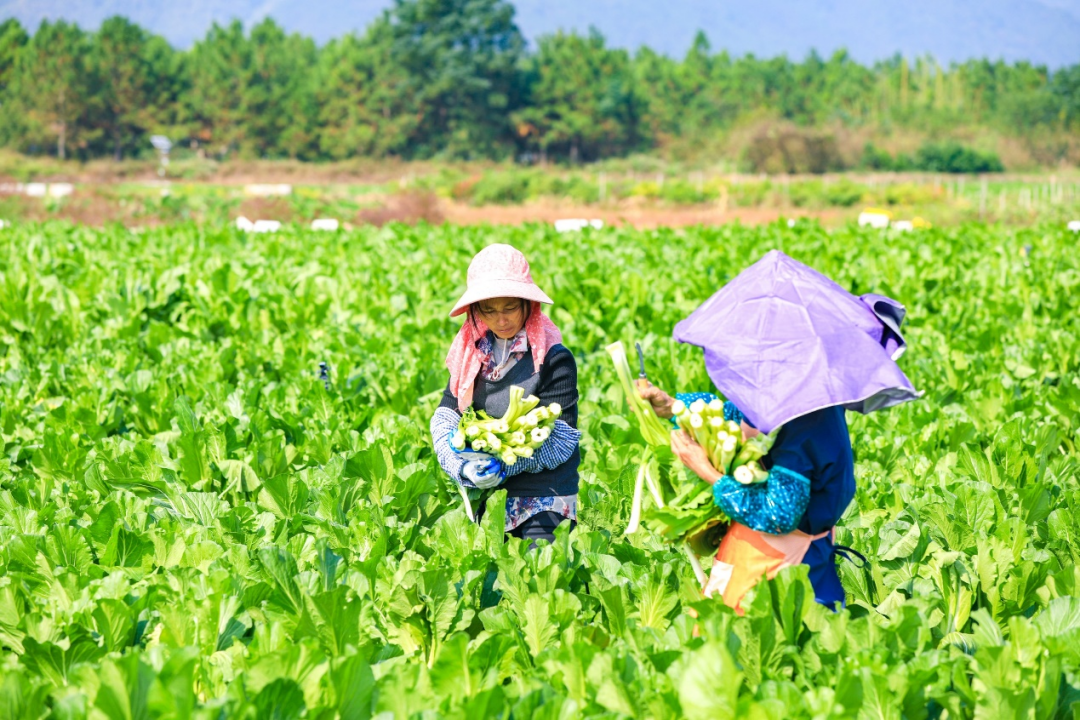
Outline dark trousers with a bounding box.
[508,511,575,549]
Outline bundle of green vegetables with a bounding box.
[452,385,561,465]
[645,398,780,556]
[672,398,778,485]
[450,385,562,520]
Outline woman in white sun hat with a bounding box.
[430,243,581,547]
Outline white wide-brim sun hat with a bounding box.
[450,244,553,317]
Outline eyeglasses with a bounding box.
[475,302,525,319]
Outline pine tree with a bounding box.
[186,21,252,159]
[384,0,526,159]
[8,20,89,159]
[315,26,418,159]
[0,19,29,147]
[93,16,174,160]
[514,30,643,162]
[244,19,318,159]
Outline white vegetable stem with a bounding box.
[624,460,647,535]
[625,447,665,536]
[683,543,708,587]
[643,456,665,509]
[459,484,476,522]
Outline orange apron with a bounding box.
[703,522,832,613]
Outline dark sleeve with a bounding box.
[538,347,579,428]
[438,380,459,411]
[766,407,856,535]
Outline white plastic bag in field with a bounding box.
[253,220,282,233]
[858,211,890,229]
[554,218,603,233]
[244,184,292,197]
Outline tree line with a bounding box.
[0,0,1077,166]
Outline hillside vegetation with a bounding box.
[0,0,1078,170]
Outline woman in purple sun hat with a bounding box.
[639,250,919,611]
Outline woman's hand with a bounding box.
[670,430,722,485]
[741,421,760,440]
[636,379,676,419]
[462,453,506,489]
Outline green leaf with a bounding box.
[522,595,556,657]
[92,598,136,652]
[251,678,306,720]
[878,520,922,561]
[258,473,310,519]
[92,653,155,720]
[330,654,375,720]
[636,569,678,631]
[429,632,473,701]
[672,641,743,720]
[21,633,106,688]
[0,669,47,720]
[1035,597,1080,638]
[217,459,261,495]
[307,586,362,657]
[173,396,208,487]
[598,585,628,638]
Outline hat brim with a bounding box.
[450,279,553,317]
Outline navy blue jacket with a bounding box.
[765,406,856,607]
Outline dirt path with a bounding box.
[439,199,849,228]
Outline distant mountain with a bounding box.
[2,0,1079,67]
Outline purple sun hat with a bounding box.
[673,250,920,434]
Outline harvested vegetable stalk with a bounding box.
[645,397,781,556]
[605,341,672,447]
[453,385,561,466]
[607,340,675,541]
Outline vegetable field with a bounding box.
[1,220,1079,719]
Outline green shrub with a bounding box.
[788,181,823,208]
[469,171,538,205]
[824,178,866,207]
[883,182,941,206]
[745,125,846,174]
[861,142,1004,174]
[732,181,772,207]
[659,179,719,204]
[860,143,895,171]
[629,181,662,199]
[915,142,1005,173]
[549,175,600,204]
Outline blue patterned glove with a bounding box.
[713,465,810,535]
[447,433,506,488]
[463,456,505,489]
[454,443,506,489]
[723,401,746,425]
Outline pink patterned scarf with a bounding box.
[446,301,563,412]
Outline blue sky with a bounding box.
[3,0,1079,66]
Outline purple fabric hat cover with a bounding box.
[673,250,920,433]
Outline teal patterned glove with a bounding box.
[713,465,810,535]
